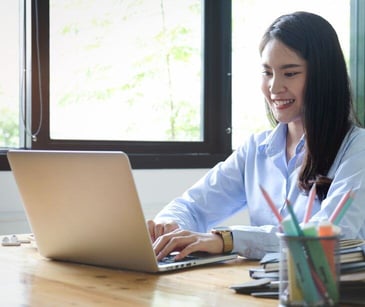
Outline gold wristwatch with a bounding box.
[211,227,233,253]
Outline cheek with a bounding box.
[260,80,270,99]
[294,85,306,105]
[296,77,307,100]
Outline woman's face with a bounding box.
[260,39,307,127]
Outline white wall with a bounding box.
[0,169,249,235]
[0,171,30,234]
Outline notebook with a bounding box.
[7,150,237,273]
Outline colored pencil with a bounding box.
[303,183,316,223]
[329,190,353,225]
[259,185,283,223]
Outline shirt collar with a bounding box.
[258,123,305,157]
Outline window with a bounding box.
[0,0,21,170]
[30,0,232,169]
[0,1,20,149]
[49,1,203,143]
[0,0,364,170]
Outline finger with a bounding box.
[154,223,166,239]
[155,231,195,260]
[146,220,156,241]
[162,222,179,234]
[174,241,201,260]
[174,233,224,260]
[147,220,176,242]
[152,229,179,254]
[153,222,179,242]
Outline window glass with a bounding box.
[49,0,202,142]
[0,0,20,148]
[232,0,350,148]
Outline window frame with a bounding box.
[29,0,232,169]
[351,0,365,126]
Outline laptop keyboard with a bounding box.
[159,253,199,264]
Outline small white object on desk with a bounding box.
[1,234,31,246]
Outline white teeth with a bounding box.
[273,99,294,106]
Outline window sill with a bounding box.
[0,151,229,171]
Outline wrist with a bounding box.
[211,227,233,253]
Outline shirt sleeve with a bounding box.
[230,224,280,259]
[311,126,365,240]
[154,145,248,232]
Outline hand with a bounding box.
[147,220,179,242]
[152,229,224,261]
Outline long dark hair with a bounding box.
[259,12,355,200]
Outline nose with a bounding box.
[269,75,286,94]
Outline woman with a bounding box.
[148,11,365,261]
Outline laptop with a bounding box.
[7,150,237,273]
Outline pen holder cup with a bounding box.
[278,234,340,307]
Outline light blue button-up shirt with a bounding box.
[155,123,365,259]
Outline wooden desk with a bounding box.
[0,235,277,306]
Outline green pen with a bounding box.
[302,223,339,304]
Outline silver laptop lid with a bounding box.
[8,150,160,272]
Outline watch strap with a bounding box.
[212,229,233,253]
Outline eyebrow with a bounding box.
[262,63,304,70]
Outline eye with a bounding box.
[284,71,300,77]
[262,70,272,76]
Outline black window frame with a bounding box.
[351,0,365,126]
[29,0,232,169]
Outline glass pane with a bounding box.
[50,0,202,142]
[232,0,351,148]
[0,0,20,148]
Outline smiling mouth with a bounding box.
[272,99,295,106]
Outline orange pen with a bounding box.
[317,221,336,277]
